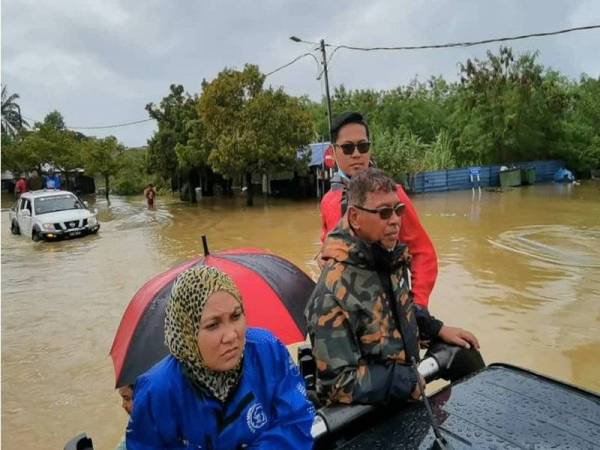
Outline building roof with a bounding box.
[308,142,331,167]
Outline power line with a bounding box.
[22,115,153,130]
[42,53,321,129]
[67,118,153,130]
[325,24,600,52]
[264,52,321,78]
[21,24,598,131]
[21,53,321,131]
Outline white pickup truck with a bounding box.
[9,189,100,241]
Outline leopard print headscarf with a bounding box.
[165,266,244,402]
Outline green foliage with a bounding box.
[373,127,456,181]
[1,110,135,196]
[81,135,124,199]
[39,110,66,131]
[7,47,597,194]
[557,76,600,175]
[372,127,425,177]
[451,47,567,164]
[198,64,314,177]
[304,47,599,176]
[424,130,456,171]
[82,136,123,177]
[1,133,35,174]
[1,112,83,173]
[146,85,201,181]
[113,147,153,195]
[175,117,211,173]
[1,85,28,138]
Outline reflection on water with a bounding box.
[2,181,600,449]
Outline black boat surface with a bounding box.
[314,363,600,450]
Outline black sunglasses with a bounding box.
[335,141,371,155]
[353,203,405,220]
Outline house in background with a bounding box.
[308,142,333,198]
[2,170,16,192]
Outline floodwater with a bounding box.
[2,181,599,449]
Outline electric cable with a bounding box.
[22,24,599,131]
[325,24,600,52]
[265,52,321,78]
[22,115,152,130]
[67,118,153,130]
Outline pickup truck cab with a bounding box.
[9,190,100,241]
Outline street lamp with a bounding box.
[290,36,333,143]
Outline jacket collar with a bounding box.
[321,215,409,272]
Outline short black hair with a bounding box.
[348,168,396,206]
[331,111,369,143]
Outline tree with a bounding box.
[1,85,29,138]
[0,134,39,175]
[146,85,199,185]
[372,127,429,184]
[452,47,568,165]
[174,114,213,197]
[113,147,152,195]
[30,112,83,187]
[82,136,124,201]
[198,65,313,205]
[559,75,600,175]
[1,111,82,179]
[40,110,66,131]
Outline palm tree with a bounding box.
[1,85,29,138]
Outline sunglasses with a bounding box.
[335,141,371,155]
[353,203,405,220]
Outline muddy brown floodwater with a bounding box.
[2,181,599,449]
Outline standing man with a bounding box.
[306,168,479,406]
[28,169,43,191]
[144,183,156,208]
[14,175,28,199]
[319,112,437,308]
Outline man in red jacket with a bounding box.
[319,112,438,307]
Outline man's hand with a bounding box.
[317,253,326,269]
[437,326,480,350]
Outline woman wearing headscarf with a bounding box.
[126,266,315,449]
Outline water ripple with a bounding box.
[488,225,600,268]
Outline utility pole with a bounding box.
[290,36,334,142]
[319,39,334,143]
[290,36,335,198]
[319,39,334,199]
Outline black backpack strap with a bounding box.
[376,271,419,364]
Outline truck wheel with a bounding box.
[11,220,21,235]
[32,229,41,242]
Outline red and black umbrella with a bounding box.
[110,241,315,388]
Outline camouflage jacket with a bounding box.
[305,216,443,406]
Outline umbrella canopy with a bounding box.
[110,247,315,388]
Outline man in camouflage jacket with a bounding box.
[305,168,479,406]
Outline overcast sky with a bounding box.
[2,0,600,147]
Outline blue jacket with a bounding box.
[126,328,315,449]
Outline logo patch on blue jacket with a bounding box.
[246,403,268,433]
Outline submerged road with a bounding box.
[2,181,599,449]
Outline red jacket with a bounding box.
[319,176,438,307]
[15,178,28,194]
